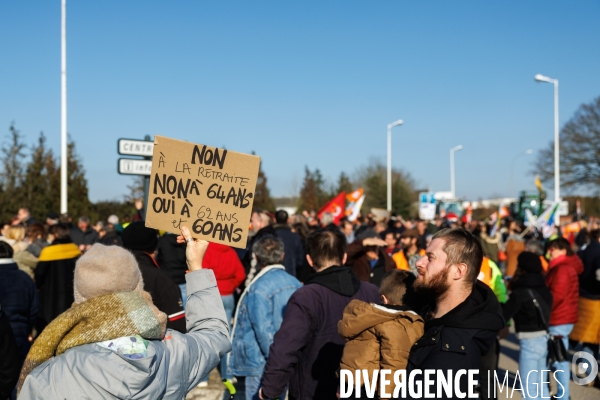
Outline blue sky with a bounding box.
[1,1,599,203]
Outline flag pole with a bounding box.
[60,0,68,214]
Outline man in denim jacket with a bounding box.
[228,235,301,400]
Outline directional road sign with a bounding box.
[118,158,152,176]
[118,138,154,157]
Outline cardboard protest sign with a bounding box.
[145,135,260,248]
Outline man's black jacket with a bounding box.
[0,307,20,399]
[405,281,505,399]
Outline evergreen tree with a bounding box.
[125,176,145,203]
[22,132,60,220]
[92,200,137,223]
[253,158,275,211]
[0,124,27,221]
[44,141,61,216]
[335,171,353,195]
[298,167,335,211]
[313,168,331,207]
[0,125,98,223]
[355,158,417,217]
[66,138,94,220]
[298,166,319,212]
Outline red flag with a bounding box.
[462,203,472,224]
[317,192,346,225]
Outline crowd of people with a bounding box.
[0,204,599,399]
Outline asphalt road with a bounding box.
[498,332,600,400]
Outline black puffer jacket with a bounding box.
[406,281,505,399]
[578,240,600,298]
[502,272,552,333]
[156,233,187,285]
[130,250,186,333]
[0,309,20,399]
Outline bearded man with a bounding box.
[406,228,505,399]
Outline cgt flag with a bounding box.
[462,203,472,225]
[345,188,365,222]
[318,192,346,225]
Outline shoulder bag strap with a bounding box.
[527,288,549,333]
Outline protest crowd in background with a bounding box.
[0,197,600,400]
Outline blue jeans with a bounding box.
[244,376,285,400]
[199,294,235,383]
[179,283,188,310]
[519,335,550,399]
[220,294,235,380]
[549,324,574,400]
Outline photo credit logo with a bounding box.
[572,351,599,386]
[339,369,479,399]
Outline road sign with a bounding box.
[543,200,569,216]
[118,138,154,157]
[118,158,152,176]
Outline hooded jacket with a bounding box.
[1,238,38,279]
[577,240,600,298]
[34,240,81,331]
[261,266,379,400]
[545,254,584,326]
[202,242,246,296]
[406,281,505,399]
[502,272,552,334]
[18,269,231,400]
[338,300,424,395]
[0,260,38,345]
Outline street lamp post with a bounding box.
[450,145,463,198]
[387,119,403,212]
[534,74,560,204]
[510,149,534,196]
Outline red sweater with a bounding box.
[202,242,246,296]
[545,254,583,326]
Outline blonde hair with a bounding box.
[6,225,26,242]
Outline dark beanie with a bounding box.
[517,251,542,274]
[122,221,158,253]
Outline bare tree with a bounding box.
[532,96,600,190]
[125,176,145,203]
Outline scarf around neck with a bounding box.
[17,291,166,393]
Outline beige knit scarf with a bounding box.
[17,291,167,393]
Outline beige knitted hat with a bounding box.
[74,243,144,304]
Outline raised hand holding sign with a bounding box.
[145,135,260,248]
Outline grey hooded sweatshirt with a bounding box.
[19,269,231,399]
